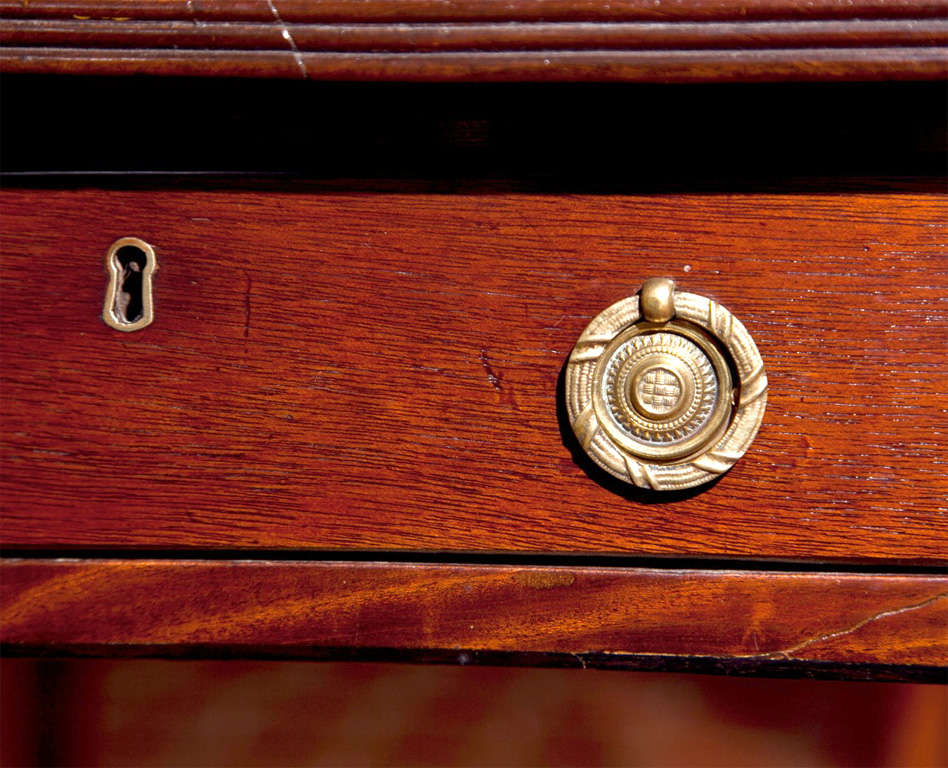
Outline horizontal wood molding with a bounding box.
[2,1,946,80]
[3,47,946,82]
[2,0,945,22]
[1,190,945,562]
[4,19,946,51]
[2,559,946,679]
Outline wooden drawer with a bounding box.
[1,188,945,564]
[1,29,945,678]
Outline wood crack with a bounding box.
[767,591,948,660]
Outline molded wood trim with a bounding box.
[2,47,946,81]
[2,0,945,22]
[2,0,946,80]
[2,559,946,680]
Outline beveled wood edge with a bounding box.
[3,559,945,681]
[2,46,946,81]
[2,0,946,22]
[3,19,946,52]
[2,174,946,196]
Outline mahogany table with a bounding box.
[1,0,946,682]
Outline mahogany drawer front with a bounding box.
[3,560,947,675]
[0,188,945,563]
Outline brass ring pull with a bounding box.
[566,278,767,490]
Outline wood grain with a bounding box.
[1,190,945,562]
[2,559,946,678]
[3,0,945,81]
[4,19,946,52]
[4,47,946,82]
[3,0,945,22]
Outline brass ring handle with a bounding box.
[566,278,767,490]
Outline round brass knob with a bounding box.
[566,278,767,490]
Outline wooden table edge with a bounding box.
[3,558,945,682]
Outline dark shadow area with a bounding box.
[113,244,147,323]
[2,647,946,684]
[1,77,945,192]
[2,548,945,572]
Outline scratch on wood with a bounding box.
[479,348,502,391]
[243,270,252,339]
[262,0,307,79]
[771,591,948,659]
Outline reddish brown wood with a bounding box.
[2,559,946,673]
[3,19,945,51]
[1,190,945,562]
[3,0,945,80]
[2,0,945,22]
[4,47,946,82]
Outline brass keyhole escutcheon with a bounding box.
[102,237,157,332]
[566,278,767,490]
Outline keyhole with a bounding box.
[102,237,157,331]
[116,246,146,322]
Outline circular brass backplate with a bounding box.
[566,279,767,490]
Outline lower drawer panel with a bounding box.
[3,559,946,676]
[1,189,945,562]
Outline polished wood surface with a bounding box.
[4,19,945,51]
[5,49,945,82]
[1,38,945,680]
[2,0,945,81]
[3,0,945,21]
[1,189,945,562]
[3,560,946,679]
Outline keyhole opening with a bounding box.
[103,237,157,331]
[116,245,146,323]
